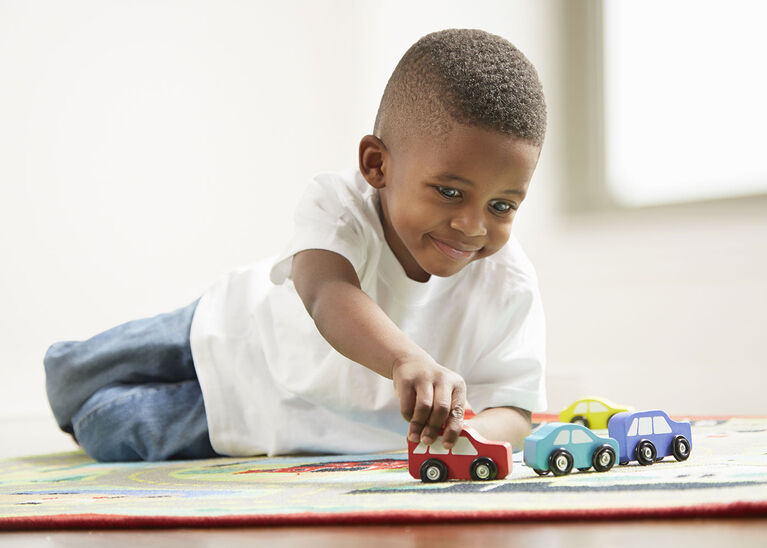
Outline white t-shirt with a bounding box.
[190,168,546,457]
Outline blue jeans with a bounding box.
[43,300,219,462]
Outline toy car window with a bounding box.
[572,430,592,444]
[574,403,588,413]
[628,418,638,436]
[638,417,653,436]
[428,437,450,455]
[412,443,429,454]
[653,416,672,434]
[451,437,479,456]
[592,402,608,412]
[554,431,570,445]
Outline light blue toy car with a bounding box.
[523,422,619,476]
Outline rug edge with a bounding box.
[2,500,766,531]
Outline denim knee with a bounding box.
[72,386,146,461]
[72,382,216,462]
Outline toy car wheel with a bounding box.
[672,435,691,461]
[592,444,617,472]
[470,457,498,481]
[635,440,657,466]
[533,468,549,476]
[420,459,448,483]
[549,449,574,476]
[571,415,590,428]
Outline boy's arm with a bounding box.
[466,406,532,450]
[291,248,467,448]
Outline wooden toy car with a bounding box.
[408,426,512,482]
[607,409,692,465]
[558,397,632,430]
[523,422,619,476]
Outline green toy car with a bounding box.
[523,422,619,476]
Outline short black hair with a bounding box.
[374,29,546,149]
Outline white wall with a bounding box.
[1,0,764,424]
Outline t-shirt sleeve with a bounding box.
[270,174,368,284]
[465,283,547,414]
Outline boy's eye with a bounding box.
[436,186,461,199]
[489,200,515,214]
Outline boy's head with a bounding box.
[360,29,546,282]
[374,28,546,152]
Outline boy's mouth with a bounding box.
[428,235,481,261]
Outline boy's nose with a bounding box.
[449,211,487,237]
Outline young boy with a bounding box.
[44,28,547,461]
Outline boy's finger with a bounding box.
[408,421,425,444]
[442,384,467,447]
[398,385,416,422]
[407,383,433,443]
[424,384,452,444]
[441,404,465,447]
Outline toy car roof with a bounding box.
[527,422,597,441]
[608,409,690,429]
[613,409,673,420]
[566,396,626,408]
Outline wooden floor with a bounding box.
[3,520,767,547]
[2,416,765,546]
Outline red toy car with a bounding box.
[407,426,513,482]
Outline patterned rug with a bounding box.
[1,415,766,530]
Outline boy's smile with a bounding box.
[360,124,540,282]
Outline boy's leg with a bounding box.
[72,380,217,461]
[44,300,199,435]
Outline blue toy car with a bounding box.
[523,422,619,476]
[607,409,692,466]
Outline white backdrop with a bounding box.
[0,0,556,417]
[1,0,765,422]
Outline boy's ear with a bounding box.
[358,134,388,189]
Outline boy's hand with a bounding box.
[392,356,467,450]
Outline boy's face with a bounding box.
[361,125,540,282]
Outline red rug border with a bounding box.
[2,501,766,531]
